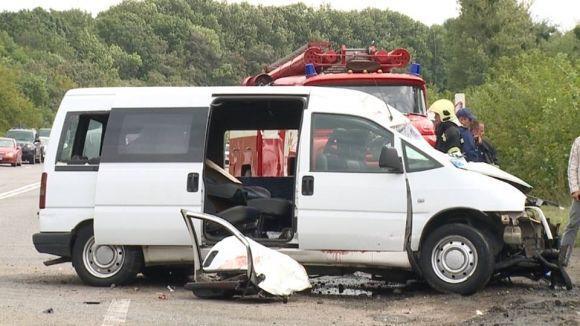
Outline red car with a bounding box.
[0,137,23,167]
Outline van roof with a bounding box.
[66,86,330,97]
[61,86,405,124]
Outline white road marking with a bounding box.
[101,299,131,326]
[0,183,40,200]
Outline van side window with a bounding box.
[101,108,208,163]
[311,113,394,172]
[403,142,442,172]
[56,112,108,167]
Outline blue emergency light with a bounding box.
[409,63,421,75]
[305,63,317,78]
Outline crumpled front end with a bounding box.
[494,200,572,289]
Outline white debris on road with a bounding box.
[204,236,311,296]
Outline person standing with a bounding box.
[429,99,463,155]
[472,121,498,165]
[560,136,580,267]
[456,108,480,162]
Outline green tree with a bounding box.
[445,0,536,90]
[468,51,579,200]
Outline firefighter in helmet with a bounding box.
[429,99,463,155]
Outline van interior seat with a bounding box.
[317,128,368,172]
[206,206,260,233]
[247,198,292,219]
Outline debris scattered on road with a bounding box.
[42,308,54,314]
[157,293,168,300]
[475,310,483,316]
[167,285,175,292]
[83,301,101,305]
[109,283,116,289]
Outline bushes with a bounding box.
[468,50,578,201]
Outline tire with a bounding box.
[35,150,41,163]
[29,154,35,165]
[72,225,143,287]
[40,152,44,163]
[419,223,494,295]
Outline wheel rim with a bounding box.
[431,235,478,284]
[82,236,125,278]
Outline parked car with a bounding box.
[38,128,51,138]
[32,87,568,294]
[5,128,43,164]
[0,137,22,166]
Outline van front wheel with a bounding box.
[419,223,493,295]
[72,226,143,287]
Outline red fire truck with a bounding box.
[230,42,435,177]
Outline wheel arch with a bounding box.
[70,219,94,250]
[418,207,503,255]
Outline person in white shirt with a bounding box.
[560,136,580,267]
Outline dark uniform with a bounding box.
[476,138,498,165]
[435,121,463,154]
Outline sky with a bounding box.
[0,0,578,31]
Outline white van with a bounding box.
[33,87,567,294]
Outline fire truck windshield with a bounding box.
[331,85,426,115]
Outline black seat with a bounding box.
[206,206,260,233]
[316,128,368,172]
[247,198,293,232]
[247,198,292,218]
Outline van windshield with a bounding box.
[5,130,34,142]
[329,85,426,115]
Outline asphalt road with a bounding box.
[0,164,578,325]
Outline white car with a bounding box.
[33,86,568,295]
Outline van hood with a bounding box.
[463,162,532,193]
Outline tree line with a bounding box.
[0,0,577,199]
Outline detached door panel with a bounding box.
[94,107,208,245]
[296,113,407,251]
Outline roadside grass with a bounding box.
[542,205,579,247]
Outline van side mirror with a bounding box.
[379,146,404,173]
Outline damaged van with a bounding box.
[33,87,570,295]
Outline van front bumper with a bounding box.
[33,232,72,257]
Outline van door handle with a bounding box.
[187,173,199,192]
[302,176,314,196]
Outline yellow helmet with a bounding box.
[429,99,456,122]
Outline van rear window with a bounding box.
[56,112,109,168]
[101,108,208,163]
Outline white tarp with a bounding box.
[203,236,311,296]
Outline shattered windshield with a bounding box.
[393,122,427,144]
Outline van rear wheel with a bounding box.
[72,226,143,287]
[419,223,493,295]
